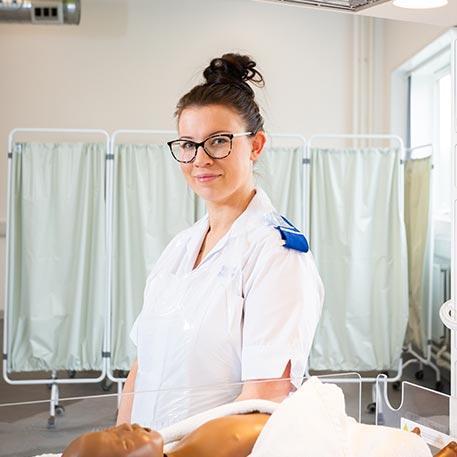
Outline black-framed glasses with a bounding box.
[167,131,253,163]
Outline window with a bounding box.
[409,51,452,226]
[435,72,452,221]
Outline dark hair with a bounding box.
[175,53,265,133]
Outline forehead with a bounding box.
[178,104,245,139]
[105,425,144,436]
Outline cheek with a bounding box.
[227,151,252,179]
[179,164,193,181]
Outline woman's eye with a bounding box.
[182,142,195,150]
[211,136,229,146]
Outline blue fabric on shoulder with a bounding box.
[274,216,309,253]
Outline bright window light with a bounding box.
[393,0,448,9]
[435,73,452,220]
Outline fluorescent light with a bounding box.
[393,0,448,9]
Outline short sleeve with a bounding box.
[241,230,324,384]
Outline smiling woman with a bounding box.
[174,104,262,210]
[116,53,325,430]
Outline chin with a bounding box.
[193,184,228,204]
[196,188,224,203]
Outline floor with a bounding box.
[0,318,450,457]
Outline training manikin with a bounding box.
[59,378,455,457]
[62,414,269,457]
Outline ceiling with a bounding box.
[254,0,457,26]
[357,1,457,27]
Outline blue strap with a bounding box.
[275,217,309,253]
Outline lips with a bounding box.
[194,174,222,183]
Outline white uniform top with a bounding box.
[129,188,324,429]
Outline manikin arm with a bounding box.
[435,442,457,457]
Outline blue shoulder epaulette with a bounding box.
[274,216,309,253]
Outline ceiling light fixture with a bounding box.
[392,0,448,9]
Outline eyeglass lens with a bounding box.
[171,135,232,162]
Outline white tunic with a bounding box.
[129,188,324,429]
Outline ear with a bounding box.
[250,131,267,161]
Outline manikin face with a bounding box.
[177,104,265,205]
[62,423,163,457]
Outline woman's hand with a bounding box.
[116,359,138,425]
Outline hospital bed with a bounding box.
[0,374,362,457]
[0,375,451,456]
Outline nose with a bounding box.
[193,144,213,167]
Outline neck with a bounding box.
[206,184,256,236]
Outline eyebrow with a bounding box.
[179,130,230,140]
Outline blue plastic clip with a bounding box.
[275,216,309,253]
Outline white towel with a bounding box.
[34,454,61,457]
[159,398,278,453]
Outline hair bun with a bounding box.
[203,53,264,96]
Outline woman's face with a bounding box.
[177,104,265,204]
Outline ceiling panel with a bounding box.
[254,0,390,12]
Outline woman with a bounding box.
[117,53,324,429]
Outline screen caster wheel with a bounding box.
[415,370,424,380]
[101,378,113,392]
[366,402,376,414]
[55,405,65,416]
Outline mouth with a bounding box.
[193,174,222,183]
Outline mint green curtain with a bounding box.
[309,148,409,371]
[255,146,304,229]
[7,143,106,372]
[111,144,196,370]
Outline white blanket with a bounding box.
[249,377,432,457]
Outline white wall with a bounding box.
[0,0,447,312]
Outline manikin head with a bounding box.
[62,423,163,457]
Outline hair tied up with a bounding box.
[203,53,265,96]
[175,53,265,134]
